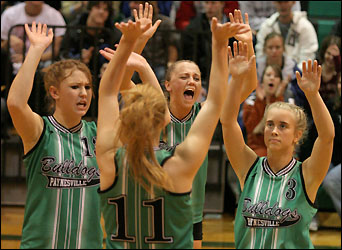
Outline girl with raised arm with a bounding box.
[7,22,103,249]
[220,57,334,248]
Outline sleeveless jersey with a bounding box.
[234,157,317,249]
[99,146,193,249]
[160,102,208,224]
[21,116,103,249]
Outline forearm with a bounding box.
[220,77,243,125]
[207,38,228,109]
[136,59,163,95]
[7,46,44,107]
[120,36,149,91]
[306,92,334,141]
[100,38,136,96]
[240,41,257,103]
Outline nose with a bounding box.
[271,126,279,136]
[80,86,87,97]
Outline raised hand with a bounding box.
[228,41,255,79]
[296,60,322,95]
[211,17,250,44]
[133,3,161,40]
[115,19,151,42]
[24,21,53,51]
[229,9,252,43]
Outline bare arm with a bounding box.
[220,41,258,189]
[229,10,258,103]
[164,19,250,193]
[7,22,53,154]
[97,20,150,191]
[297,60,335,202]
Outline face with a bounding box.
[324,44,340,68]
[204,1,225,20]
[165,62,202,109]
[88,2,110,26]
[265,36,284,65]
[52,69,92,118]
[262,66,281,96]
[273,1,295,18]
[264,108,300,151]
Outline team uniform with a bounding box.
[99,146,193,249]
[235,157,317,249]
[21,116,103,249]
[160,102,208,236]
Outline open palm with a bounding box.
[229,10,252,43]
[296,60,321,95]
[211,17,249,43]
[24,21,53,51]
[133,3,161,40]
[228,41,250,78]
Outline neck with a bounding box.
[169,101,192,121]
[25,4,42,16]
[266,148,294,173]
[278,13,293,24]
[53,109,82,129]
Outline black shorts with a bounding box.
[193,221,203,240]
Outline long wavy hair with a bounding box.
[117,84,172,192]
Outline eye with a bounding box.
[194,77,200,81]
[71,85,78,89]
[85,85,92,90]
[180,76,187,80]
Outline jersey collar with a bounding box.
[263,157,297,177]
[48,116,83,133]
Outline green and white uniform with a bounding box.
[160,102,208,224]
[21,116,102,249]
[99,146,193,249]
[235,157,317,249]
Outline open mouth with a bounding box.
[77,101,87,108]
[268,83,274,88]
[184,89,195,100]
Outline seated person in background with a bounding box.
[243,64,287,157]
[59,1,121,82]
[255,1,318,71]
[1,1,66,75]
[182,1,236,87]
[61,1,88,24]
[256,31,306,107]
[238,1,301,35]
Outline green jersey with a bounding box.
[21,116,103,249]
[235,157,317,249]
[99,146,193,249]
[160,102,208,224]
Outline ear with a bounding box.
[49,85,59,100]
[293,130,303,145]
[164,80,172,92]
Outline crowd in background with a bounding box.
[1,1,341,231]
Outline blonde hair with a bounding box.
[264,102,308,146]
[43,59,93,113]
[117,84,172,192]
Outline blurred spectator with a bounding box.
[121,1,173,18]
[123,1,179,82]
[59,1,121,83]
[238,1,300,34]
[242,64,286,157]
[255,1,318,71]
[1,1,66,75]
[171,1,239,31]
[256,32,307,107]
[182,1,234,86]
[61,1,88,24]
[318,35,341,106]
